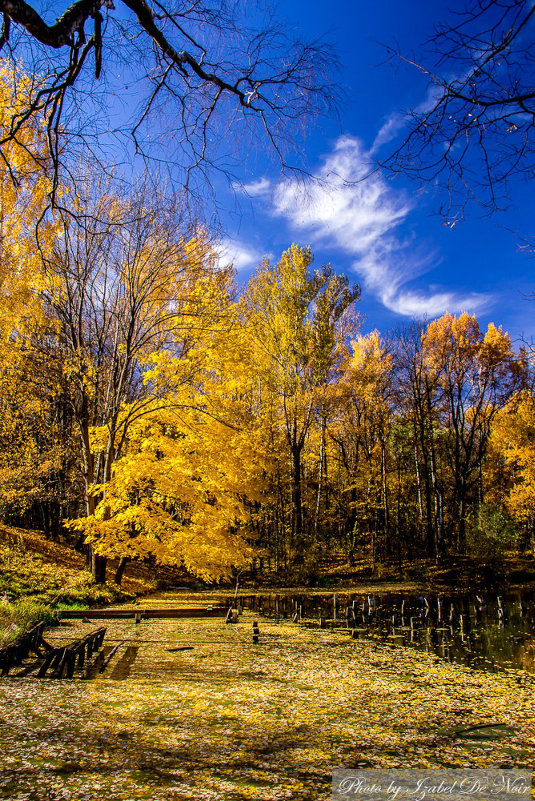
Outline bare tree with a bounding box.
[0,0,337,204]
[381,0,535,225]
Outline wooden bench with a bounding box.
[0,622,48,676]
[0,625,108,679]
[35,627,107,679]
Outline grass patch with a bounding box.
[0,539,136,607]
[0,598,57,647]
[0,524,158,600]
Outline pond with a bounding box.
[242,590,535,673]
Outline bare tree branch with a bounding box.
[0,0,338,208]
[0,0,105,47]
[380,0,535,223]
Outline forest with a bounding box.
[0,0,534,592]
[1,56,533,587]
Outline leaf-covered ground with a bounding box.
[1,594,534,801]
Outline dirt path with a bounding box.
[0,593,534,801]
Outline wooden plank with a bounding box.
[58,607,226,620]
[36,651,55,678]
[15,655,49,678]
[50,647,69,679]
[0,646,15,676]
[0,621,47,675]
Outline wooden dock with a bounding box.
[58,607,227,620]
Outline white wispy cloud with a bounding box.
[231,177,271,198]
[369,87,445,156]
[371,113,405,153]
[217,236,264,272]
[273,136,406,251]
[271,135,493,318]
[359,246,490,317]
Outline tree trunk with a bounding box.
[313,416,326,560]
[291,441,304,566]
[114,556,129,585]
[380,438,389,552]
[458,486,467,553]
[91,547,107,584]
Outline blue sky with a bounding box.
[214,0,535,342]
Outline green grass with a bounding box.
[0,598,57,647]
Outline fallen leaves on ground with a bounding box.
[0,593,534,801]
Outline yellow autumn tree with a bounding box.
[75,398,266,582]
[329,331,393,566]
[67,243,274,582]
[0,64,57,340]
[0,65,72,530]
[421,312,525,550]
[242,245,359,575]
[490,390,535,552]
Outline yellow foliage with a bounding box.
[0,64,56,345]
[491,391,535,526]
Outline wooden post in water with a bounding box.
[497,596,507,624]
